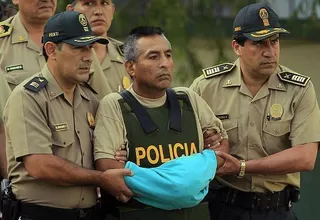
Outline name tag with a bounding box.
[53,123,69,132]
[216,114,229,120]
[5,64,23,72]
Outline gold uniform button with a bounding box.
[250,122,254,126]
[275,129,280,133]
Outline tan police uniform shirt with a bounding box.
[0,70,10,123]
[4,65,99,208]
[94,86,228,161]
[190,59,320,193]
[89,37,132,100]
[0,13,46,90]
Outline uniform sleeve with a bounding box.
[94,93,126,160]
[186,88,228,139]
[4,90,52,161]
[0,73,11,123]
[290,82,320,146]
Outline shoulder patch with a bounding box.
[278,72,310,87]
[202,63,235,79]
[0,23,13,38]
[24,77,48,92]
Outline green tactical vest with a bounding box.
[119,89,200,168]
[106,89,209,220]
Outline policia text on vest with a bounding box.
[134,142,198,166]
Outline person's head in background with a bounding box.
[12,0,57,25]
[66,0,115,37]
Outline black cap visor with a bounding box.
[243,27,290,41]
[63,35,109,46]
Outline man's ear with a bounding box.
[124,61,135,78]
[66,4,74,11]
[45,42,59,60]
[232,40,241,56]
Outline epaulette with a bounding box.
[0,22,13,38]
[24,77,48,92]
[278,72,310,87]
[202,63,235,79]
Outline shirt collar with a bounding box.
[222,59,286,91]
[222,59,241,88]
[108,38,124,64]
[11,13,29,44]
[42,64,91,101]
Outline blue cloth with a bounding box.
[124,149,217,210]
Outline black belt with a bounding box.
[20,202,95,220]
[210,187,290,211]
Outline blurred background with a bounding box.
[1,0,320,219]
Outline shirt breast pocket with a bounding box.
[263,121,291,154]
[4,70,32,86]
[52,130,74,150]
[222,119,239,154]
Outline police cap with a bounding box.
[233,3,289,41]
[42,11,108,47]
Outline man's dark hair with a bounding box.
[233,33,247,46]
[123,26,166,62]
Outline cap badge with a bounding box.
[79,14,88,26]
[259,8,270,26]
[79,14,89,31]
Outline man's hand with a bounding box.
[215,151,241,176]
[100,168,134,203]
[203,129,223,150]
[114,144,127,163]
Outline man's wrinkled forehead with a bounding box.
[137,35,171,54]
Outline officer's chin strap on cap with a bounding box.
[166,88,182,132]
[120,91,158,134]
[120,89,182,134]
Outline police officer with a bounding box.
[0,71,10,178]
[0,1,57,179]
[93,26,229,220]
[3,11,133,220]
[190,3,320,220]
[0,0,57,90]
[67,0,132,99]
